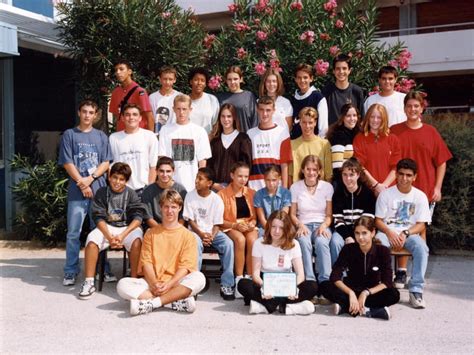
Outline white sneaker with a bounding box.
[409,292,426,309]
[249,300,269,314]
[95,272,118,283]
[130,299,154,316]
[286,300,314,315]
[234,276,244,299]
[62,274,76,286]
[171,296,196,313]
[78,281,96,300]
[333,303,342,315]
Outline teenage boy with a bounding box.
[330,158,375,262]
[109,59,153,131]
[322,54,365,126]
[364,66,406,126]
[390,91,452,287]
[78,162,145,299]
[149,66,182,136]
[289,107,332,184]
[59,100,112,286]
[290,63,329,139]
[183,168,235,300]
[109,104,159,196]
[158,95,212,192]
[141,157,187,227]
[188,67,220,134]
[117,189,206,316]
[247,96,292,190]
[375,159,431,309]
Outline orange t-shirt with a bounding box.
[138,224,197,282]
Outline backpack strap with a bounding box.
[119,85,140,115]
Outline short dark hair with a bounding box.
[294,63,313,77]
[114,59,132,70]
[397,158,418,175]
[159,65,177,77]
[197,167,215,183]
[404,90,426,107]
[157,156,175,170]
[258,95,275,107]
[264,164,281,177]
[230,161,250,173]
[354,216,376,232]
[188,67,209,84]
[78,99,98,112]
[333,54,352,69]
[341,157,362,175]
[378,65,398,79]
[123,103,142,113]
[110,162,132,181]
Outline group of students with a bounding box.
[58,54,452,319]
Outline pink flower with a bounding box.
[300,30,315,44]
[254,18,261,25]
[208,75,223,90]
[237,47,247,59]
[290,1,303,11]
[368,86,380,96]
[228,4,239,13]
[255,0,270,12]
[314,59,330,76]
[329,45,340,57]
[388,59,398,67]
[256,31,268,41]
[397,78,416,93]
[161,12,171,19]
[269,49,277,58]
[203,34,216,49]
[388,49,412,70]
[234,22,251,32]
[269,58,282,72]
[335,19,344,28]
[319,33,331,41]
[323,0,337,12]
[254,61,267,76]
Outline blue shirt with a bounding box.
[253,186,292,224]
[58,127,112,201]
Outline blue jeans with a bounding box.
[376,232,429,293]
[296,223,333,283]
[64,199,94,275]
[330,231,345,265]
[194,231,235,287]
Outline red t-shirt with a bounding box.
[353,132,401,184]
[391,122,452,201]
[109,80,152,131]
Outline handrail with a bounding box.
[376,22,474,36]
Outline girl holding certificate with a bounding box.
[319,216,400,320]
[238,211,318,315]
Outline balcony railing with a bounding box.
[376,22,474,37]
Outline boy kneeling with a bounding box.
[117,189,205,315]
[79,162,145,299]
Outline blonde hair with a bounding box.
[298,106,318,122]
[173,94,192,107]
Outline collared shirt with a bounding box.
[253,186,291,223]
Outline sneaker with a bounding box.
[394,270,407,289]
[95,272,118,283]
[63,273,76,286]
[130,299,154,316]
[333,303,342,315]
[78,281,96,299]
[367,307,391,320]
[286,300,314,315]
[220,285,235,301]
[234,276,244,299]
[249,300,269,314]
[171,296,196,313]
[318,295,332,305]
[409,292,426,309]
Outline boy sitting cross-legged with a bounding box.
[79,162,145,299]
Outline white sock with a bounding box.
[85,277,94,283]
[151,297,162,309]
[398,268,407,272]
[286,301,314,315]
[249,300,268,314]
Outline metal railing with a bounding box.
[376,22,474,37]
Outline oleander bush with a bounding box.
[424,113,474,250]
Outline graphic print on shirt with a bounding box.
[172,138,195,162]
[74,143,99,175]
[108,207,125,222]
[388,200,415,227]
[155,106,170,133]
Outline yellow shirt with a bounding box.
[290,136,332,182]
[138,224,197,282]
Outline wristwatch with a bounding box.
[91,173,99,180]
[402,230,410,237]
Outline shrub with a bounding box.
[424,113,474,250]
[10,155,69,246]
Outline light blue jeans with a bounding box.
[194,231,235,287]
[376,232,429,293]
[296,222,333,283]
[329,231,346,265]
[63,199,94,275]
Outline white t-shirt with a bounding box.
[221,130,239,149]
[252,238,302,272]
[375,185,431,233]
[109,128,159,190]
[364,91,406,127]
[183,190,224,233]
[189,93,220,134]
[273,96,293,132]
[290,180,334,224]
[149,89,182,135]
[158,122,212,192]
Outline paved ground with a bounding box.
[0,242,473,354]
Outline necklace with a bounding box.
[304,179,318,188]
